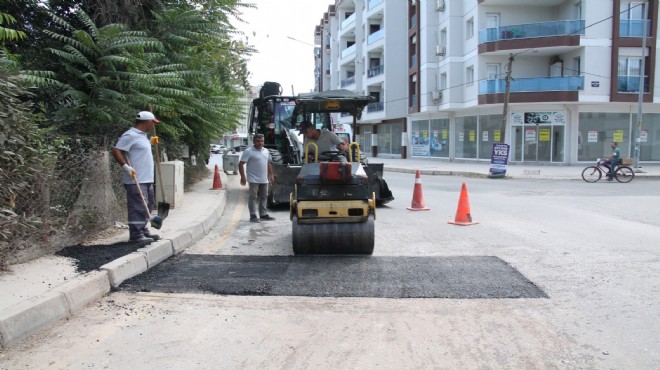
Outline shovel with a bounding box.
[151,124,170,225]
[126,156,163,229]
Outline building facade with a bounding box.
[315,0,660,164]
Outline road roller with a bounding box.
[288,90,378,254]
[290,146,376,254]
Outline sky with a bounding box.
[232,0,334,95]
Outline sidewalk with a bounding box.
[0,174,228,348]
[1,159,658,348]
[370,157,660,180]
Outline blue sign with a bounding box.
[490,143,510,175]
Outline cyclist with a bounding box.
[605,142,621,181]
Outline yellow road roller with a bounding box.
[289,91,377,254]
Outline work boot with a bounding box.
[250,215,260,223]
[129,235,154,243]
[144,233,161,241]
[260,215,276,221]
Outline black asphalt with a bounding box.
[119,255,547,299]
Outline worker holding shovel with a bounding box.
[111,111,161,243]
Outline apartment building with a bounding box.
[315,0,409,158]
[316,0,660,164]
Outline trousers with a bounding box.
[124,182,154,239]
[248,182,268,217]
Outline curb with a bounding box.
[0,189,227,349]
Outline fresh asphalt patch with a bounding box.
[56,242,147,273]
[119,255,547,299]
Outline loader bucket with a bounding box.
[268,165,302,208]
[362,163,394,205]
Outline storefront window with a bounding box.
[578,113,630,161]
[378,123,403,157]
[411,120,430,157]
[430,119,450,158]
[478,114,503,160]
[455,116,478,159]
[640,113,660,161]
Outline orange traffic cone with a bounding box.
[210,164,223,190]
[448,182,478,226]
[407,170,430,211]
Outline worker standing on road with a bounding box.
[238,134,275,223]
[299,121,348,161]
[111,111,161,243]
[605,141,621,181]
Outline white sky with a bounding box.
[232,0,334,95]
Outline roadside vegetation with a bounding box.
[0,0,254,267]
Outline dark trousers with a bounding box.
[608,159,619,178]
[124,183,154,239]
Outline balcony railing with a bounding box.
[368,0,383,10]
[479,19,585,44]
[341,13,356,29]
[367,101,384,112]
[340,76,356,88]
[341,44,356,59]
[367,64,384,78]
[479,76,584,94]
[620,20,651,37]
[367,29,384,44]
[617,75,649,93]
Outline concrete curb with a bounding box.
[0,188,227,349]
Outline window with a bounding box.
[486,64,500,80]
[486,13,500,29]
[466,65,474,85]
[466,17,474,39]
[618,57,645,92]
[440,28,447,47]
[440,72,447,90]
[573,57,581,76]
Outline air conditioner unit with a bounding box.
[411,0,416,5]
[435,45,446,56]
[436,0,445,12]
[432,91,442,101]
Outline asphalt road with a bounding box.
[1,166,659,369]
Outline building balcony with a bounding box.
[478,20,584,54]
[478,76,584,104]
[368,0,383,10]
[367,101,384,112]
[367,29,384,44]
[340,76,356,88]
[341,13,356,30]
[480,76,583,94]
[617,75,649,93]
[341,44,356,59]
[367,64,384,78]
[620,20,651,37]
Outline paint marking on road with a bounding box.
[206,187,247,254]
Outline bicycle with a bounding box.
[581,158,635,183]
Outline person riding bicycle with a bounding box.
[605,141,621,181]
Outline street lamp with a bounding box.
[633,0,648,172]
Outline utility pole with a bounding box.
[634,0,648,171]
[500,53,514,142]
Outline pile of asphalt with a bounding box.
[55,242,144,273]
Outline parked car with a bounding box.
[210,144,225,154]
